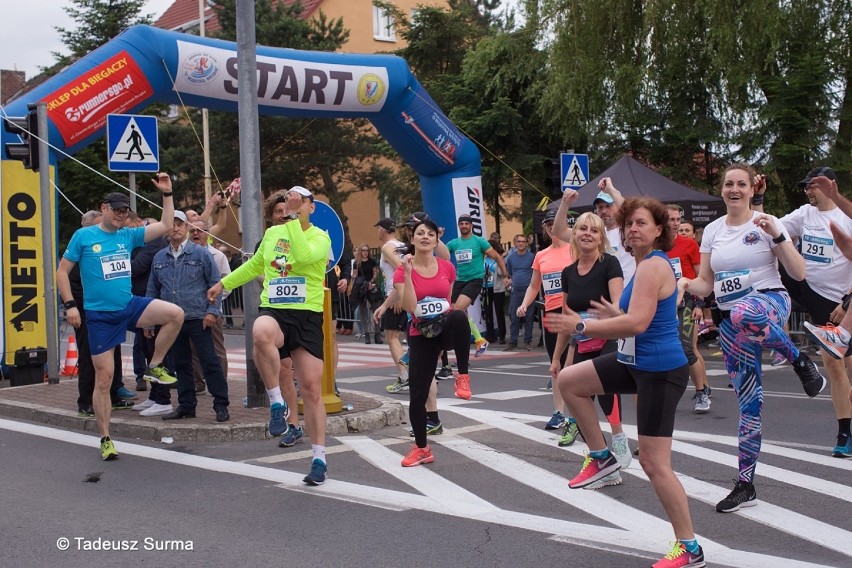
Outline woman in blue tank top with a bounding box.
[545,197,703,568]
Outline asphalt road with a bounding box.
[1,339,850,568]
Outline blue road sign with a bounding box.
[107,114,159,172]
[310,201,345,273]
[560,153,589,191]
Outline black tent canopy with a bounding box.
[546,155,724,226]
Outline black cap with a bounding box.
[798,166,836,189]
[102,192,131,209]
[374,217,397,232]
[458,214,474,224]
[543,209,557,223]
[404,211,430,227]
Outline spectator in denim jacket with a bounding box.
[146,211,230,422]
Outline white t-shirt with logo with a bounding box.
[606,226,635,283]
[700,211,791,310]
[780,205,852,302]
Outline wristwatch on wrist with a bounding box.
[286,212,299,221]
[63,300,78,310]
[771,233,787,244]
[575,321,586,335]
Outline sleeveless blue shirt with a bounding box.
[617,250,687,371]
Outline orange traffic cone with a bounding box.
[61,335,79,376]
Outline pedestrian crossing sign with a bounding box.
[560,153,589,191]
[106,114,159,172]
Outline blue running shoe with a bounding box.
[303,458,327,485]
[269,402,289,436]
[279,424,304,448]
[544,410,565,430]
[833,433,851,458]
[117,387,138,400]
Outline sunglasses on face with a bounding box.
[111,207,129,215]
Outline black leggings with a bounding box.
[408,310,470,448]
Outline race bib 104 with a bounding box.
[101,253,131,280]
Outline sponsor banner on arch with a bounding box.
[43,51,154,146]
[451,176,486,237]
[173,41,389,112]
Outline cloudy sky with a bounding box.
[0,0,175,80]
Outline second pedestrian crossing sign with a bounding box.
[106,114,159,172]
[560,153,589,191]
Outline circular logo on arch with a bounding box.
[182,52,220,85]
[357,73,385,106]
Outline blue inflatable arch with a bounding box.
[3,24,484,237]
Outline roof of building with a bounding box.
[1,70,27,105]
[154,0,323,33]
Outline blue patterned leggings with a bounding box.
[720,291,798,483]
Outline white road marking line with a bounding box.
[473,389,550,401]
[0,419,837,566]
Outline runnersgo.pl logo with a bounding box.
[466,186,484,236]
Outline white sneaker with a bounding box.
[584,470,623,490]
[132,398,156,411]
[611,434,632,469]
[139,403,173,417]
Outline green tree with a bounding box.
[533,0,851,214]
[381,0,554,231]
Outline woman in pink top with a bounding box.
[393,218,472,467]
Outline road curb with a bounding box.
[0,389,405,443]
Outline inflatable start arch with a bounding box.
[0,25,484,363]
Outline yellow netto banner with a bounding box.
[1,161,54,363]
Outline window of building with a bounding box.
[373,6,395,42]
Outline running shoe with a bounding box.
[133,398,155,411]
[544,410,565,430]
[474,338,489,357]
[833,432,851,458]
[385,378,409,393]
[791,353,827,397]
[117,387,138,400]
[435,365,453,380]
[279,424,304,448]
[269,402,289,436]
[503,342,518,352]
[100,437,118,461]
[558,419,580,447]
[408,421,443,437]
[610,434,632,469]
[77,406,95,417]
[143,364,178,385]
[769,349,787,366]
[584,470,623,490]
[111,400,134,410]
[303,458,327,485]
[692,390,711,413]
[703,384,712,398]
[652,542,706,568]
[804,322,851,360]
[454,373,472,400]
[401,445,434,467]
[715,479,757,513]
[399,350,410,367]
[568,452,620,489]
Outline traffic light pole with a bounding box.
[36,102,59,384]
